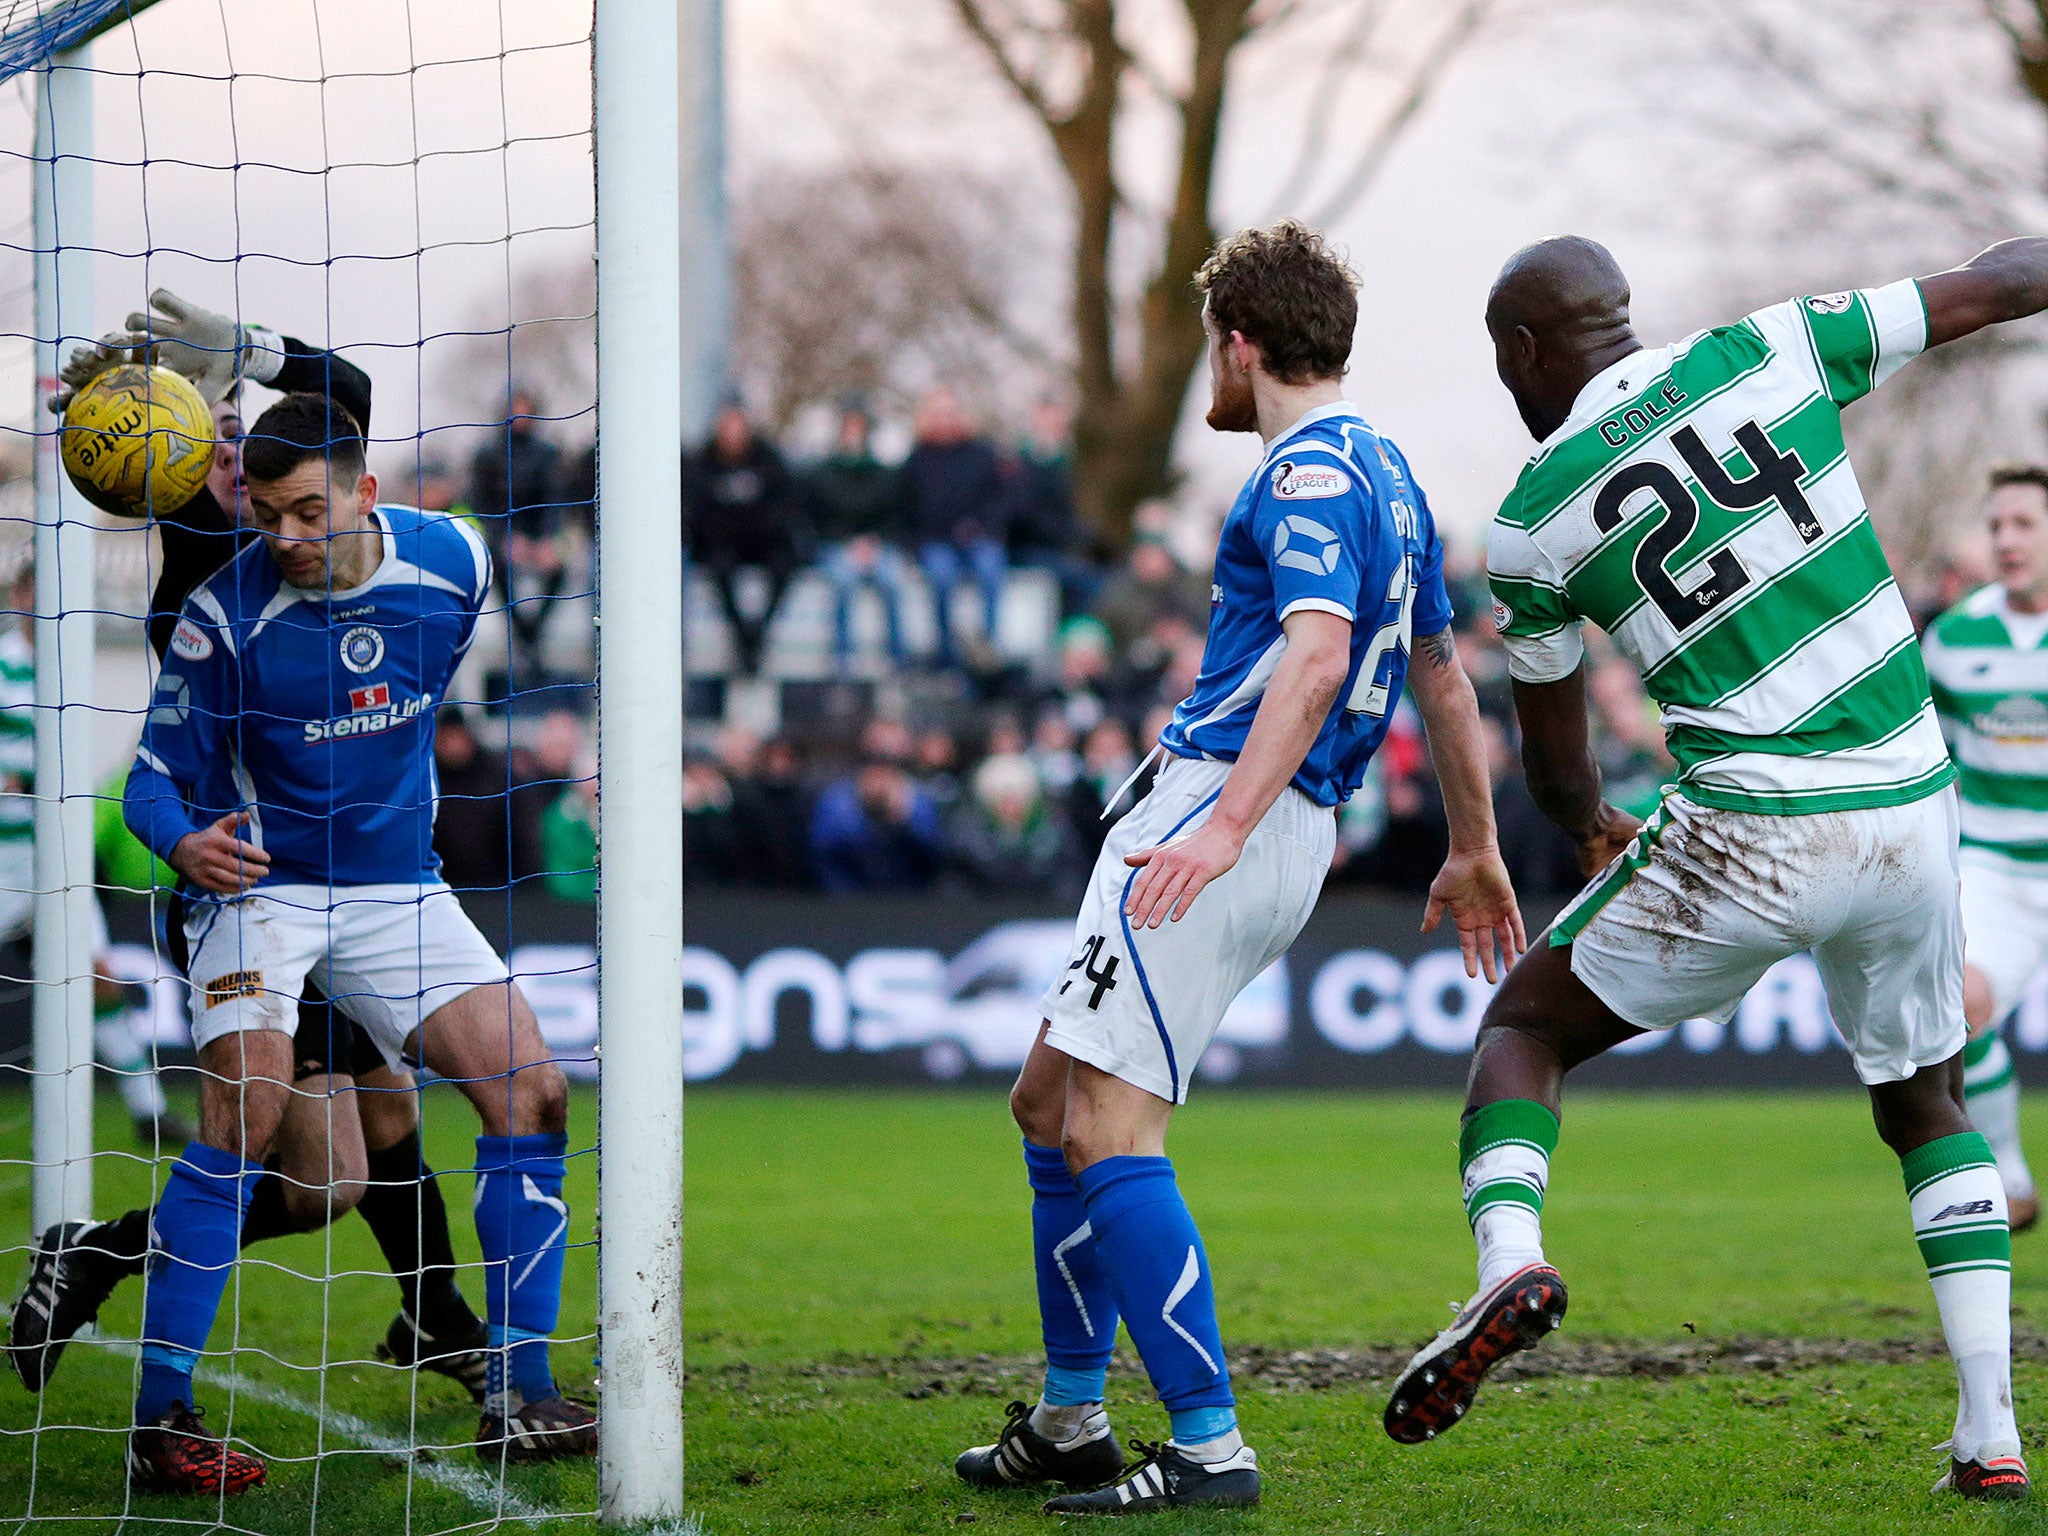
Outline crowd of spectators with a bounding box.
[686,387,1102,675]
[677,382,1680,902]
[675,616,1677,902]
[674,384,1676,904]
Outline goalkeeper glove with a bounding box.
[47,289,285,413]
[46,332,134,415]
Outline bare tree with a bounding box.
[1587,0,2048,587]
[944,0,1496,544]
[733,162,1059,431]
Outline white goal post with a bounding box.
[29,39,98,1244]
[18,0,686,1523]
[593,0,686,1520]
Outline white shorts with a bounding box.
[1041,755,1335,1104]
[1555,787,1965,1085]
[1959,847,2048,1023]
[183,883,510,1067]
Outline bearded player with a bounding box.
[952,221,1522,1515]
[1924,464,2048,1232]
[1384,235,2048,1501]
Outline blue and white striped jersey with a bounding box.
[125,504,491,888]
[1161,402,1453,808]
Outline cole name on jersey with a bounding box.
[1488,279,1952,816]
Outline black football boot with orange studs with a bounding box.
[1384,1262,1568,1445]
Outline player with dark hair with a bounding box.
[953,221,1521,1513]
[15,297,491,1412]
[1385,235,2048,1501]
[106,392,592,1493]
[1923,462,2048,1235]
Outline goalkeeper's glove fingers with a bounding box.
[124,288,243,405]
[46,333,139,414]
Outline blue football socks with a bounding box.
[136,1142,265,1423]
[1024,1140,1117,1407]
[1074,1155,1236,1440]
[473,1132,571,1411]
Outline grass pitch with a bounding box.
[687,1088,2048,1535]
[0,1083,601,1535]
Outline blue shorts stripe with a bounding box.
[1116,790,1221,1101]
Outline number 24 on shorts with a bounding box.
[1061,934,1121,1010]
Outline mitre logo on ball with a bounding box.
[58,363,213,518]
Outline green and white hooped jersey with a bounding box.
[1488,280,1953,816]
[0,627,32,842]
[1924,585,2048,863]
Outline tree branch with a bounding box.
[1256,0,1389,221]
[1308,0,1494,226]
[947,0,1054,118]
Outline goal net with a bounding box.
[0,0,682,1527]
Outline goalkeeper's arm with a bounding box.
[54,290,374,426]
[258,335,372,433]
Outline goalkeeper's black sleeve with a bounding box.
[143,336,374,660]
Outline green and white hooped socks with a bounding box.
[1903,1131,2019,1461]
[1963,1030,2035,1202]
[1462,1100,1560,1294]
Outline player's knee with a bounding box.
[281,1175,364,1230]
[1009,1078,1063,1146]
[510,1059,569,1137]
[198,1090,286,1161]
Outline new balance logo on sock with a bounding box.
[1933,1201,1997,1222]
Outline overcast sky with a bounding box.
[0,0,595,474]
[0,0,2039,558]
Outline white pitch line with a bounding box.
[195,1367,567,1527]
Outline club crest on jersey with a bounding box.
[1805,292,1854,315]
[349,682,391,713]
[169,619,213,662]
[1270,459,1349,501]
[1273,514,1342,576]
[339,625,384,675]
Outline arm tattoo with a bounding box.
[1415,629,1456,669]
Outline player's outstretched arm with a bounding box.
[1920,238,2048,349]
[1512,666,1641,877]
[1406,629,1525,983]
[1122,608,1352,930]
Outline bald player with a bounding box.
[1383,235,2048,1500]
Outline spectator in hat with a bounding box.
[471,387,568,674]
[430,709,520,893]
[807,403,911,672]
[950,751,1079,898]
[721,729,814,889]
[1091,510,1213,658]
